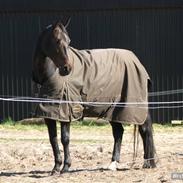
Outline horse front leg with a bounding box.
[139,113,156,168]
[45,118,62,175]
[60,122,71,173]
[109,122,124,170]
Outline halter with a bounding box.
[46,24,53,29]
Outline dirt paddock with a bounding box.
[0,124,182,183]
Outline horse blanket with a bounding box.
[35,47,150,124]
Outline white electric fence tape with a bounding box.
[0,89,183,109]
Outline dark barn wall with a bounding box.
[0,0,182,122]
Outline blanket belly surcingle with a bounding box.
[36,47,150,125]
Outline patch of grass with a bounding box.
[72,120,108,127]
[153,123,183,133]
[15,123,47,131]
[71,120,111,133]
[0,123,47,131]
[0,117,15,125]
[0,117,46,131]
[0,117,182,133]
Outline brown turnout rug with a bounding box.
[36,47,150,125]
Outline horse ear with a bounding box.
[64,17,71,29]
[53,21,63,29]
[52,19,70,42]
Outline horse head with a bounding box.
[39,20,72,76]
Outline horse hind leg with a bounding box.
[45,118,62,175]
[139,113,156,168]
[108,122,124,170]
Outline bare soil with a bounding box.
[0,125,182,183]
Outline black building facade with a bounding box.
[0,0,183,122]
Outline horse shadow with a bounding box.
[0,170,50,179]
[68,167,131,173]
[0,167,131,178]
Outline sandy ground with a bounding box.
[0,125,182,183]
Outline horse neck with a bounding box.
[44,57,57,78]
[32,56,56,85]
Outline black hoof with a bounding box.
[50,166,61,175]
[60,164,71,174]
[143,160,156,169]
[50,169,60,175]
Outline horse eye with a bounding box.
[56,39,60,45]
[63,46,67,53]
[56,48,59,53]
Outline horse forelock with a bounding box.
[52,22,70,45]
[43,23,70,44]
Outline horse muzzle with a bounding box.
[59,64,72,76]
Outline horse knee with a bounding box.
[61,123,70,146]
[139,124,147,136]
[61,133,70,146]
[139,114,152,135]
[111,122,124,139]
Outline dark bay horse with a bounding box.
[32,21,156,174]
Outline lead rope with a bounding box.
[131,125,140,168]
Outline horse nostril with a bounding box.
[63,65,71,74]
[64,65,69,72]
[59,64,71,76]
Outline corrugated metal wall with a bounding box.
[0,1,182,123]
